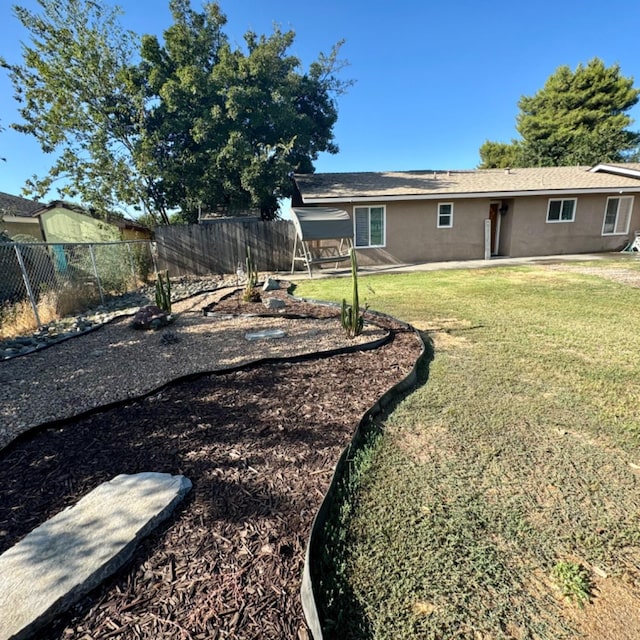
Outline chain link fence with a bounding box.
[0,240,156,337]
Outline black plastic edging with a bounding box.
[299,317,428,640]
[1,323,393,456]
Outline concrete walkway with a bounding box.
[0,473,192,640]
[286,252,628,280]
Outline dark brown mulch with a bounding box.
[0,300,422,640]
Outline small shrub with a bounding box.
[552,561,592,607]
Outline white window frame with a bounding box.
[353,205,386,248]
[546,198,576,223]
[437,203,453,228]
[602,196,634,236]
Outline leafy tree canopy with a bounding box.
[1,0,152,216]
[2,0,351,223]
[478,58,640,168]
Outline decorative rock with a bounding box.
[0,473,192,640]
[262,276,280,292]
[130,305,173,330]
[0,274,240,360]
[263,297,286,310]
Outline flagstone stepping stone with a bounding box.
[0,472,191,640]
[245,328,287,341]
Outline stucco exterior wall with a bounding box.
[351,199,490,265]
[333,191,640,265]
[40,208,120,243]
[506,193,640,257]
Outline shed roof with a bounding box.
[295,164,640,203]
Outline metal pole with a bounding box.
[484,219,491,261]
[88,244,105,305]
[14,244,42,329]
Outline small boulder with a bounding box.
[263,297,286,310]
[262,276,280,292]
[130,305,173,330]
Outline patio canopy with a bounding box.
[290,207,353,241]
[290,207,354,277]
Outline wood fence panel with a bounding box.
[154,220,297,276]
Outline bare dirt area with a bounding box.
[0,288,422,639]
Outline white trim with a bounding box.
[601,195,634,236]
[303,187,640,205]
[590,163,640,179]
[437,202,453,228]
[2,215,39,224]
[353,204,386,248]
[546,197,576,223]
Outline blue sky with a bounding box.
[2,0,640,203]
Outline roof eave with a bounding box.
[2,215,40,223]
[302,186,640,204]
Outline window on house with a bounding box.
[602,196,633,235]
[437,203,453,228]
[354,206,385,247]
[546,198,576,223]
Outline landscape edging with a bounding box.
[293,299,428,639]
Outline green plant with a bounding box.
[552,561,592,607]
[155,270,172,313]
[340,248,366,338]
[242,247,261,302]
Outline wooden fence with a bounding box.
[154,219,297,276]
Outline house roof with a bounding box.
[295,164,640,204]
[0,191,43,217]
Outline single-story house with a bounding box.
[0,194,150,243]
[292,163,640,265]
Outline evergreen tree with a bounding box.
[478,58,640,168]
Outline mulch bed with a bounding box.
[0,294,422,639]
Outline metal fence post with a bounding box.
[13,244,42,329]
[88,243,105,306]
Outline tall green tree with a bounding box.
[478,58,640,168]
[136,0,349,221]
[478,140,522,169]
[0,0,168,220]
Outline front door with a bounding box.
[489,203,499,255]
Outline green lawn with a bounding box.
[295,259,640,639]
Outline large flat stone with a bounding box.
[0,472,191,640]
